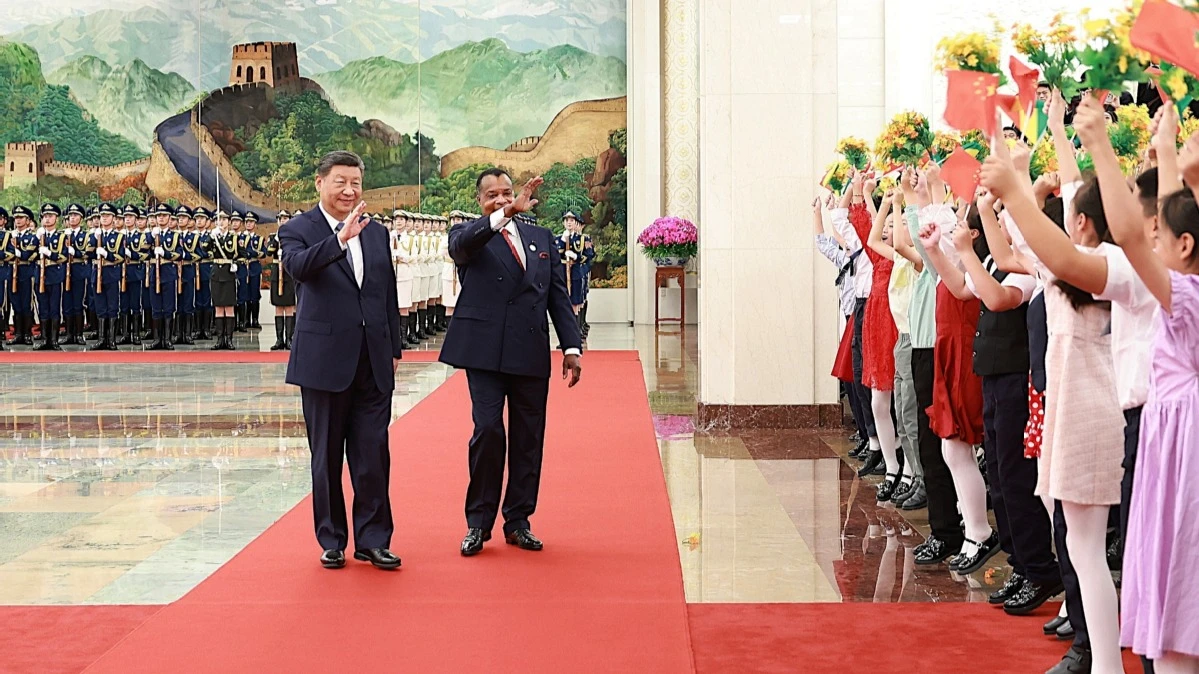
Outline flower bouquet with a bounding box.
[1012,16,1082,98]
[1156,62,1199,116]
[873,176,898,198]
[821,159,852,194]
[1179,111,1199,148]
[930,131,963,164]
[836,137,871,170]
[638,216,698,267]
[1030,136,1059,179]
[874,111,935,167]
[935,31,1006,82]
[1108,104,1151,174]
[1079,2,1152,95]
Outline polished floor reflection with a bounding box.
[1,322,1007,607]
[0,362,452,604]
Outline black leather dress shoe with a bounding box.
[954,531,1001,575]
[849,439,869,460]
[876,473,900,501]
[889,478,914,504]
[914,536,961,565]
[505,529,543,551]
[898,480,928,510]
[1045,645,1091,674]
[353,548,401,570]
[1004,579,1064,616]
[989,572,1026,605]
[320,550,345,569]
[1043,614,1069,635]
[461,528,491,556]
[1055,621,1076,641]
[857,450,884,477]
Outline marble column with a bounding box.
[695,0,843,427]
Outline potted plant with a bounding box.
[637,216,697,267]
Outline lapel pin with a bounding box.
[529,243,537,251]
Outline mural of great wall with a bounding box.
[0,0,629,282]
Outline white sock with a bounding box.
[1063,502,1123,674]
[871,389,901,475]
[942,439,991,544]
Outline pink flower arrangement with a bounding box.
[637,216,698,260]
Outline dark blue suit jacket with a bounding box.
[439,214,581,379]
[279,206,402,394]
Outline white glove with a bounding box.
[36,227,46,236]
[97,247,109,259]
[152,227,161,236]
[124,248,132,258]
[39,246,52,257]
[230,263,238,272]
[155,246,164,258]
[566,250,578,261]
[68,247,76,256]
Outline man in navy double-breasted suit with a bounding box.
[440,168,583,556]
[280,151,404,571]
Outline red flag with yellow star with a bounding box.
[944,70,999,137]
[941,145,983,203]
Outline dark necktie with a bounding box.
[336,222,354,268]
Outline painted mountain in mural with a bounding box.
[312,39,627,151]
[47,56,197,150]
[0,41,143,166]
[3,0,626,91]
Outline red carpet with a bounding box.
[82,351,694,673]
[0,605,161,674]
[689,603,1143,673]
[0,350,442,364]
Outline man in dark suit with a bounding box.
[440,168,583,557]
[279,151,404,571]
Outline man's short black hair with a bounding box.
[476,167,512,192]
[1136,167,1159,218]
[316,151,365,178]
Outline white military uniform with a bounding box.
[391,213,415,308]
[418,223,436,302]
[441,212,468,309]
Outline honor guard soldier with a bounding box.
[0,208,14,350]
[193,207,214,340]
[90,203,126,350]
[137,207,153,338]
[418,213,437,339]
[442,211,470,326]
[61,204,89,345]
[208,210,239,350]
[244,211,264,330]
[34,203,70,350]
[175,206,199,345]
[391,209,417,346]
[267,210,296,350]
[116,205,141,344]
[230,211,251,332]
[9,206,39,345]
[122,205,153,345]
[148,203,183,350]
[83,208,101,340]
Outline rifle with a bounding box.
[38,230,46,294]
[95,232,103,294]
[155,231,162,294]
[65,232,72,293]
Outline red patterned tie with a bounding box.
[501,228,524,270]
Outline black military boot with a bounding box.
[270,316,286,351]
[117,314,133,345]
[196,309,212,340]
[249,301,262,329]
[177,314,195,346]
[284,315,295,350]
[85,310,99,340]
[98,318,117,351]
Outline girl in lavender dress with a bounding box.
[1110,126,1199,671]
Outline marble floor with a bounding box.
[0,322,1009,605]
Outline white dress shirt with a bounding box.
[320,203,364,287]
[488,209,580,357]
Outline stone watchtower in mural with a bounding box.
[3,142,54,189]
[229,42,300,88]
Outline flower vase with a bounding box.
[653,256,689,268]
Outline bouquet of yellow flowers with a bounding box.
[1030,135,1059,180]
[961,129,991,162]
[874,111,935,167]
[835,137,871,170]
[873,176,898,198]
[1108,104,1151,175]
[935,31,1006,82]
[1079,2,1152,94]
[1012,15,1081,98]
[1178,111,1199,148]
[1157,63,1199,116]
[821,159,852,194]
[930,131,963,164]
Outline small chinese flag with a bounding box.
[1010,56,1041,111]
[941,145,983,203]
[945,70,1000,137]
[1131,0,1199,78]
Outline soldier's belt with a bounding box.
[101,262,123,267]
[212,259,233,264]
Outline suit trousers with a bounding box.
[983,373,1059,584]
[893,333,923,477]
[850,298,877,438]
[300,333,394,552]
[464,368,549,535]
[912,347,963,547]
